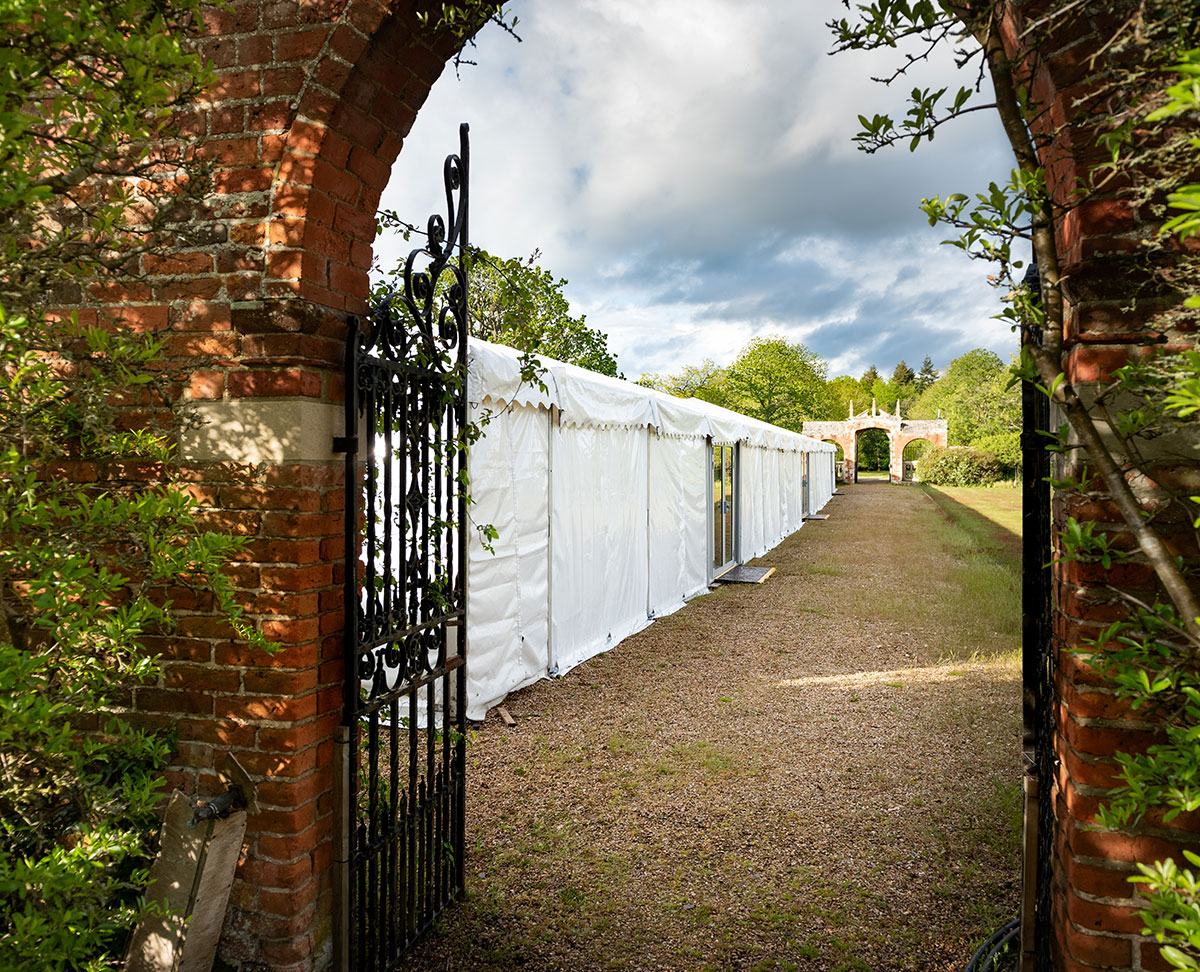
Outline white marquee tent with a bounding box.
[464,339,836,719]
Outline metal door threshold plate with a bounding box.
[715,565,776,585]
[804,513,830,520]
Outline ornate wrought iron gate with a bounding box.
[335,124,470,971]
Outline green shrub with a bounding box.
[0,1,246,964]
[971,431,1021,474]
[916,446,1003,486]
[0,312,271,971]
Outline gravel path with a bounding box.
[407,483,1022,972]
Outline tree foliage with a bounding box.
[917,446,1004,486]
[639,337,834,427]
[721,337,831,432]
[0,0,211,312]
[0,2,266,967]
[911,349,1019,445]
[636,358,729,406]
[857,427,890,471]
[891,359,916,386]
[463,250,620,376]
[373,241,620,377]
[916,355,939,392]
[0,314,270,970]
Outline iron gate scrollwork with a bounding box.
[336,123,470,971]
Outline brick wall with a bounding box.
[1003,4,1200,970]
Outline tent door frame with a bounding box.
[710,441,739,580]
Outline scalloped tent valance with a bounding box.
[468,339,835,450]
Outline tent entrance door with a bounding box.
[801,454,810,520]
[712,444,737,578]
[335,124,470,971]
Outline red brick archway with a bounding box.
[65,4,1200,970]
[85,3,469,968]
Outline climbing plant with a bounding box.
[0,1,271,968]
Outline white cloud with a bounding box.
[375,0,1017,380]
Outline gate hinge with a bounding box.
[332,434,357,454]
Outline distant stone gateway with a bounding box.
[803,401,948,484]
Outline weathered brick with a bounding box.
[1062,921,1131,968]
[257,714,338,753]
[163,664,242,694]
[240,854,314,890]
[1065,344,1133,383]
[216,640,320,670]
[1066,888,1146,935]
[255,772,326,810]
[1063,852,1138,901]
[215,693,318,724]
[259,878,319,917]
[276,28,327,62]
[227,368,323,398]
[189,370,226,399]
[1066,815,1189,866]
[1062,715,1161,759]
[261,511,342,538]
[136,688,214,716]
[176,717,257,748]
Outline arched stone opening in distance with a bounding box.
[901,438,933,482]
[854,428,889,482]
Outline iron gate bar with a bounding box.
[1017,258,1054,972]
[336,123,470,972]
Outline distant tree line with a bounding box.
[638,337,1020,478]
[393,243,1022,482]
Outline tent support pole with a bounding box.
[645,428,653,621]
[546,406,556,675]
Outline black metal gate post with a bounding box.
[1019,261,1055,972]
[335,123,471,972]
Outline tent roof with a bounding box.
[468,338,833,452]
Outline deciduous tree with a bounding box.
[637,358,730,406]
[722,337,832,431]
[465,250,620,376]
[911,349,1019,445]
[376,246,620,376]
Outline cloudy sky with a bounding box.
[375,0,1018,381]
